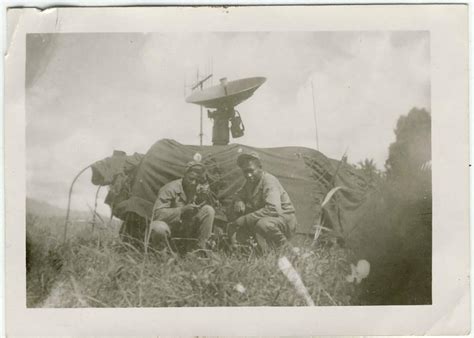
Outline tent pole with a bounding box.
[64,165,91,243]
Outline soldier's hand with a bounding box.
[234,201,246,214]
[197,183,210,194]
[182,204,199,217]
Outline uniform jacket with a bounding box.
[152,179,190,221]
[152,178,215,222]
[235,172,295,224]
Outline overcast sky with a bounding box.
[26,32,430,213]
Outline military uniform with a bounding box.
[151,178,215,250]
[233,171,297,251]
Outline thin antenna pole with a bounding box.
[190,70,212,146]
[311,80,320,151]
[197,69,203,146]
[209,56,214,86]
[199,100,203,146]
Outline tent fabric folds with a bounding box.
[91,139,370,235]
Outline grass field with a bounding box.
[26,176,432,308]
[26,211,358,308]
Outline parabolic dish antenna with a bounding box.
[186,77,266,109]
[185,76,266,146]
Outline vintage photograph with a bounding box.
[25,30,432,308]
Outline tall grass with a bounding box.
[26,213,65,307]
[27,213,356,308]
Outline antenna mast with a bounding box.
[191,70,213,146]
[311,80,320,151]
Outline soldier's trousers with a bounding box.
[232,213,297,253]
[150,205,215,250]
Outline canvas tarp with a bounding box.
[91,139,371,235]
[91,150,144,186]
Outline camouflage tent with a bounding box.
[91,139,372,241]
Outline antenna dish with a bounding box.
[186,77,266,109]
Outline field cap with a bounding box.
[237,151,261,167]
[185,161,205,174]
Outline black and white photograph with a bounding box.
[4,5,469,336]
[25,30,433,307]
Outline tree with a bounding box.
[356,158,381,184]
[385,107,431,181]
[359,108,432,304]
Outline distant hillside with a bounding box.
[26,197,106,221]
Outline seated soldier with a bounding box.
[149,161,215,252]
[230,151,297,253]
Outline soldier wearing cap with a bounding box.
[230,151,297,252]
[149,161,215,251]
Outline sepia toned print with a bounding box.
[4,6,469,336]
[25,31,431,307]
